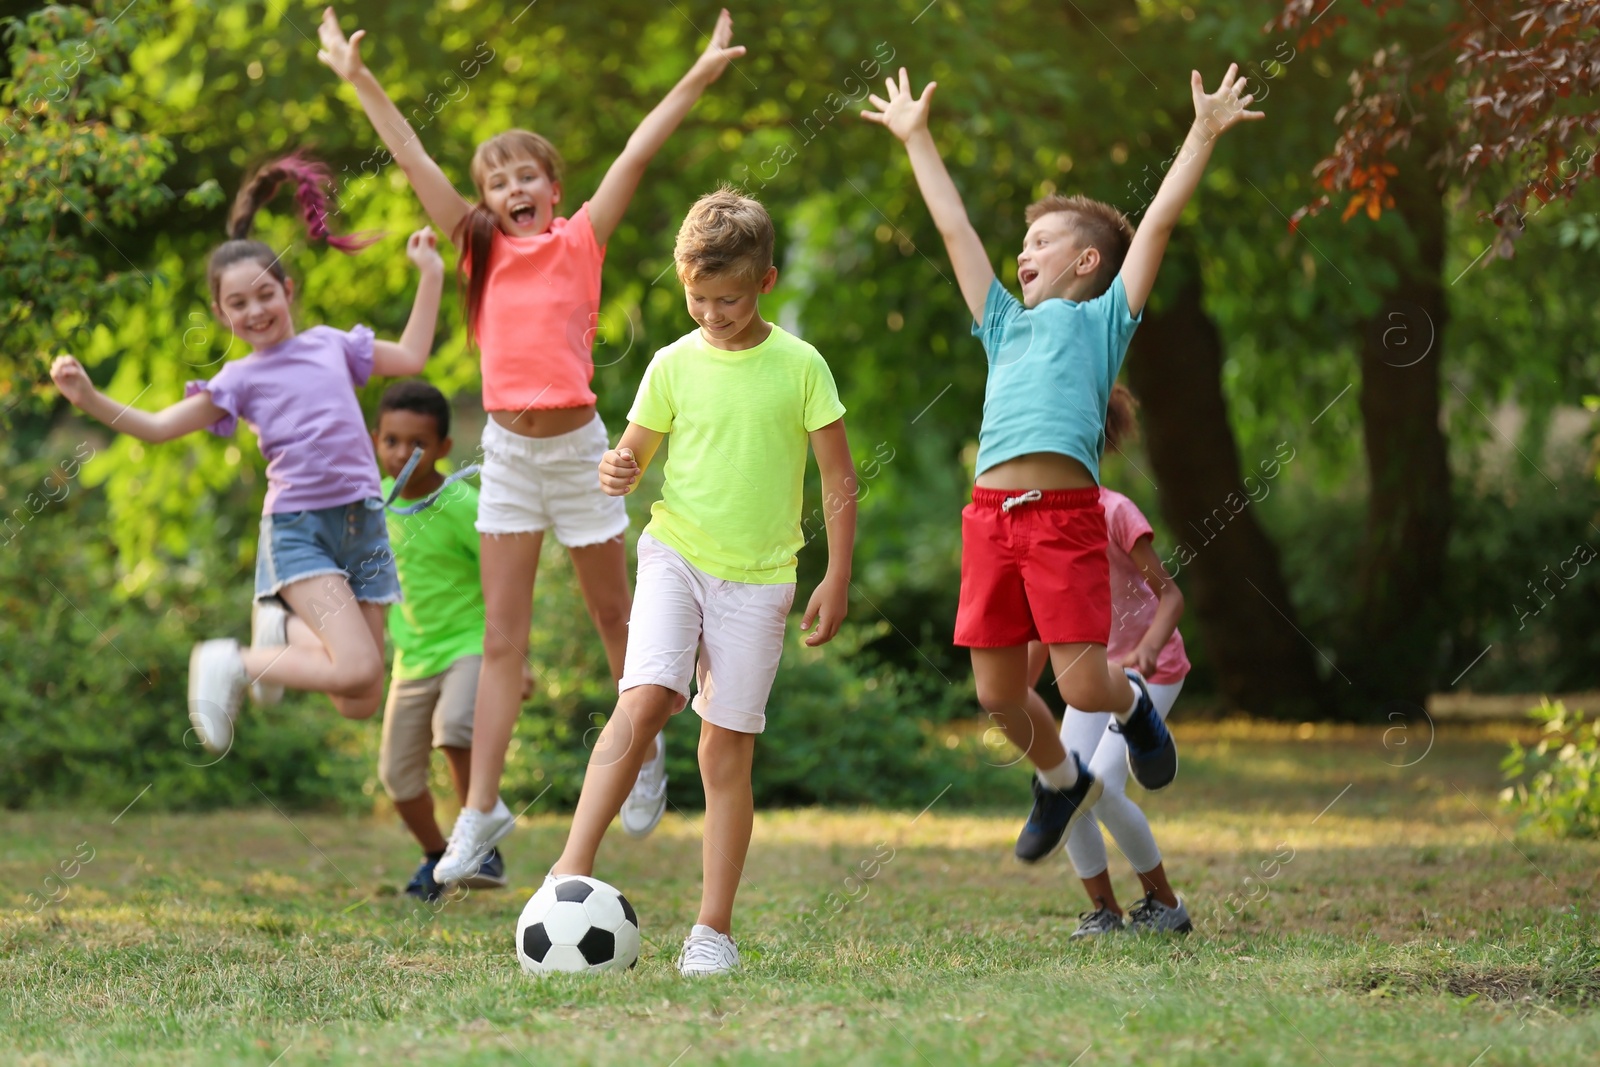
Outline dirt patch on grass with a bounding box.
[1349,963,1600,1005]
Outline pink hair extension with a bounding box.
[229,152,381,252]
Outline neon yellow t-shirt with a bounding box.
[628,325,846,584]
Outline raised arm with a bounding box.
[800,417,856,647]
[586,8,745,246]
[371,228,446,377]
[1121,535,1185,677]
[1121,65,1263,316]
[49,356,226,443]
[862,68,995,324]
[317,7,473,242]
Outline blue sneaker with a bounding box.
[404,855,444,902]
[1015,754,1103,863]
[460,846,507,890]
[1112,669,1177,790]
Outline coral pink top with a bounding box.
[1103,487,1190,685]
[473,202,605,412]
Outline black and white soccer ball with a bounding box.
[516,875,641,974]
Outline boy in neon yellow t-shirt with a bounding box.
[548,188,858,976]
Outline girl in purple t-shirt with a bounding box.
[50,154,444,757]
[1022,385,1193,938]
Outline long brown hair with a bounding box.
[206,153,376,302]
[1105,382,1140,454]
[457,130,565,342]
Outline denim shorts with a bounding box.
[255,499,403,605]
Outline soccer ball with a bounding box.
[516,875,640,974]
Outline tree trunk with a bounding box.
[1125,239,1327,718]
[1351,131,1453,706]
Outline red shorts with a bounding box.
[953,487,1110,648]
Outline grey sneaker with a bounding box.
[187,638,246,753]
[435,798,517,884]
[250,597,288,705]
[1069,900,1126,940]
[1126,893,1193,935]
[620,733,668,838]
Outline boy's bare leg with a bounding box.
[441,745,472,805]
[1046,642,1135,716]
[553,685,681,876]
[970,645,1068,772]
[695,720,757,935]
[394,791,447,854]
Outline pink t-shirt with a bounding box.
[1103,487,1190,684]
[473,202,605,412]
[185,324,380,515]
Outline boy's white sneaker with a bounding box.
[188,638,246,754]
[678,924,740,977]
[620,733,668,838]
[250,598,288,705]
[435,798,517,885]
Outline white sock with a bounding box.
[1037,757,1079,791]
[1112,676,1140,724]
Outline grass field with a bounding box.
[3,721,1596,1065]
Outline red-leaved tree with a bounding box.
[1277,0,1600,259]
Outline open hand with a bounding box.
[49,355,95,408]
[1191,64,1264,137]
[688,8,746,86]
[800,573,848,647]
[406,227,443,274]
[861,68,936,144]
[599,447,641,496]
[316,7,369,83]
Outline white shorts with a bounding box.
[475,414,629,546]
[619,534,796,734]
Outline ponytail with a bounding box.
[1105,383,1140,454]
[209,152,377,301]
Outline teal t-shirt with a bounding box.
[379,475,485,681]
[970,274,1142,480]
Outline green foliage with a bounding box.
[1,1,177,413]
[1501,699,1600,839]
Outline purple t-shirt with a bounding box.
[185,324,381,514]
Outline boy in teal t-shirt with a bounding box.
[547,189,858,976]
[374,381,509,901]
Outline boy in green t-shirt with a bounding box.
[374,381,517,901]
[547,188,858,976]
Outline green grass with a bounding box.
[3,722,1596,1065]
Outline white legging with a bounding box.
[1061,680,1183,879]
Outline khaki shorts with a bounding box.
[378,654,481,802]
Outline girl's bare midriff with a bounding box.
[490,403,597,438]
[975,451,1096,491]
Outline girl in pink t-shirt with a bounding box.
[317,7,747,882]
[51,155,444,759]
[1024,385,1192,938]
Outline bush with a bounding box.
[1500,699,1600,838]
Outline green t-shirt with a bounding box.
[379,475,485,680]
[628,325,846,584]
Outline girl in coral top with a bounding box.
[317,6,745,882]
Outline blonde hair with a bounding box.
[674,186,774,283]
[1024,194,1135,298]
[458,130,565,338]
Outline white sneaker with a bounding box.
[620,733,668,838]
[250,598,288,705]
[678,924,740,977]
[435,798,517,884]
[187,638,246,753]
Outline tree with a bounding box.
[1273,0,1600,703]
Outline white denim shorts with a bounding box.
[619,534,796,734]
[475,414,629,546]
